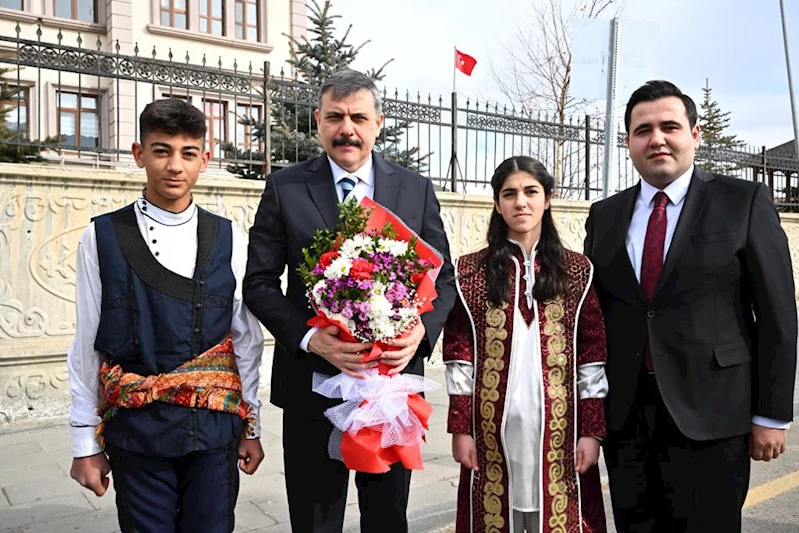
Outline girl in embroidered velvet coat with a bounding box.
[444,156,608,533]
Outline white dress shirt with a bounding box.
[626,168,789,429]
[299,155,376,352]
[68,195,265,458]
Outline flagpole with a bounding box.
[453,46,457,94]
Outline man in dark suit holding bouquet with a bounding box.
[244,69,456,533]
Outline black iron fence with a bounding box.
[2,24,798,206]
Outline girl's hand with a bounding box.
[575,436,600,474]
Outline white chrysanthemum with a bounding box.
[376,238,408,257]
[324,256,352,279]
[368,293,392,318]
[371,281,387,296]
[339,234,373,259]
[312,280,327,305]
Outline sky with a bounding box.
[325,0,799,150]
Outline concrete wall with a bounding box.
[1,163,798,424]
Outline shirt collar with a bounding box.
[639,164,694,208]
[136,192,197,226]
[327,154,375,187]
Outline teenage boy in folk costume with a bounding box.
[445,156,608,533]
[67,99,265,532]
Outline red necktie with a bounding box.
[640,191,668,371]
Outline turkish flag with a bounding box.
[455,49,477,76]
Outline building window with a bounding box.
[57,91,99,148]
[204,99,227,158]
[199,0,224,36]
[160,0,187,29]
[0,0,23,10]
[235,103,261,150]
[235,0,258,41]
[1,86,28,137]
[54,0,98,23]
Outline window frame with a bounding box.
[203,98,228,159]
[234,0,259,42]
[199,0,225,36]
[55,89,101,149]
[160,0,188,30]
[53,0,98,23]
[1,85,30,139]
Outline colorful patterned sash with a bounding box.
[95,335,255,448]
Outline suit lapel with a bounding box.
[372,155,398,212]
[653,169,715,299]
[609,184,646,303]
[305,156,339,229]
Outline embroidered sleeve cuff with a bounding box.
[447,394,472,435]
[580,397,606,440]
[71,425,103,458]
[246,410,261,439]
[445,361,474,396]
[577,363,608,399]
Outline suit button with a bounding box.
[188,431,194,437]
[647,310,655,318]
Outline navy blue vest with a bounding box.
[94,204,243,457]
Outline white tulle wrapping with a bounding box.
[312,369,440,462]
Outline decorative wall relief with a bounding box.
[0,278,74,338]
[30,227,83,303]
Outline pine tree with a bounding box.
[698,79,744,174]
[0,68,44,163]
[224,0,428,180]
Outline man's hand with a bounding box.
[380,321,426,375]
[575,437,601,474]
[750,424,787,461]
[70,453,111,497]
[308,325,376,379]
[452,433,479,471]
[238,438,264,475]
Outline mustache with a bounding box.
[332,137,363,148]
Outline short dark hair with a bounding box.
[319,69,382,116]
[139,98,207,142]
[624,80,698,132]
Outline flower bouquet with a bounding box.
[298,197,443,473]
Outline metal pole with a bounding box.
[602,17,620,198]
[450,91,458,193]
[779,0,799,160]
[263,60,272,178]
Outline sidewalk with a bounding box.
[0,366,462,533]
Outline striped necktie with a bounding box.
[340,176,356,200]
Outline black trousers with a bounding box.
[282,411,412,533]
[604,372,750,533]
[107,441,240,533]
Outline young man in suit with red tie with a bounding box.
[584,80,797,532]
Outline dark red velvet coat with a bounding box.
[444,247,607,533]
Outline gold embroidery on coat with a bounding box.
[482,303,508,532]
[543,296,569,533]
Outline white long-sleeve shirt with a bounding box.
[67,196,264,458]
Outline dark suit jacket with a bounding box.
[584,168,797,440]
[244,154,456,415]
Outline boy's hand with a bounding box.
[239,438,264,475]
[70,453,111,496]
